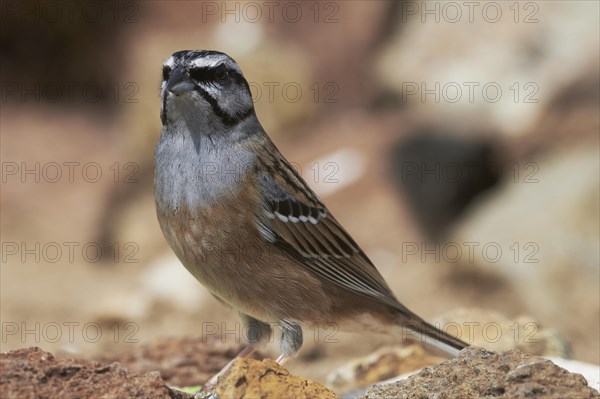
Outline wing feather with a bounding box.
[254,153,403,309]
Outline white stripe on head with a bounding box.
[190,54,225,68]
[196,82,220,99]
[189,53,243,75]
[163,56,176,69]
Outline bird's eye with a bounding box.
[162,65,171,81]
[214,64,228,82]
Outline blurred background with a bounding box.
[1,0,599,385]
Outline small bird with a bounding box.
[154,50,467,382]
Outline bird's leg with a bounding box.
[277,320,303,366]
[201,319,301,394]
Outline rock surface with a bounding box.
[329,308,571,393]
[327,344,445,393]
[0,347,192,399]
[1,345,337,399]
[216,357,339,399]
[360,347,600,399]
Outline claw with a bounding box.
[275,353,289,365]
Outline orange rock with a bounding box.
[216,358,339,399]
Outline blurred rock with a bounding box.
[216,357,338,399]
[237,43,316,135]
[268,2,398,110]
[0,1,129,112]
[98,336,247,389]
[0,347,192,399]
[326,344,444,393]
[89,254,210,330]
[360,347,600,399]
[524,68,599,152]
[435,308,571,357]
[389,130,501,239]
[139,254,210,313]
[451,145,599,362]
[376,2,599,136]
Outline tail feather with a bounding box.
[395,311,468,357]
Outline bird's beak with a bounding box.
[167,67,195,95]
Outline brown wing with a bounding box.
[254,149,405,310]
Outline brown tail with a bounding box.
[395,310,468,357]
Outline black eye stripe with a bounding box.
[189,67,214,82]
[188,65,246,83]
[193,84,253,127]
[162,65,171,81]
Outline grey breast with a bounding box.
[154,127,256,213]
